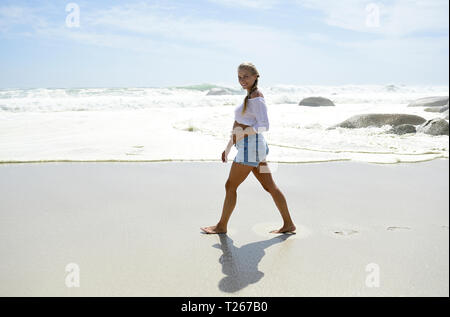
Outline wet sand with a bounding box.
[0,160,448,296]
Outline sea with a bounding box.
[0,83,448,164]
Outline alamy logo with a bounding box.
[65,263,80,288]
[65,3,80,28]
[365,3,380,28]
[365,263,380,287]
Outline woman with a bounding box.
[201,62,296,235]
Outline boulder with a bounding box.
[385,84,399,92]
[327,113,426,129]
[407,96,449,108]
[299,97,335,107]
[387,124,416,135]
[424,107,442,113]
[417,118,449,136]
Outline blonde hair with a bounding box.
[238,62,260,114]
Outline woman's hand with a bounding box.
[221,150,228,163]
[223,136,234,163]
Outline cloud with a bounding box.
[296,0,449,36]
[61,2,308,56]
[1,1,447,86]
[0,5,48,33]
[0,1,316,62]
[337,35,449,62]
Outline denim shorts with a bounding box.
[233,133,269,167]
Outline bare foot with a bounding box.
[270,224,296,234]
[200,225,227,234]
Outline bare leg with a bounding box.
[252,162,296,233]
[201,162,254,234]
[268,187,296,233]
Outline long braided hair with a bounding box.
[238,62,260,115]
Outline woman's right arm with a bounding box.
[230,121,242,144]
[224,121,238,154]
[223,120,251,162]
[222,125,236,162]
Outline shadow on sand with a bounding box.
[211,233,294,293]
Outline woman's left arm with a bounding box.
[233,121,257,144]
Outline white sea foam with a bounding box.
[0,84,448,164]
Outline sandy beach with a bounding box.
[0,160,448,296]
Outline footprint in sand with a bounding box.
[333,229,359,236]
[386,226,411,231]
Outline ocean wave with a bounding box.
[0,84,447,112]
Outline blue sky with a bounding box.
[0,0,448,88]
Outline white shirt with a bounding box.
[234,97,270,132]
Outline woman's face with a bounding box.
[238,69,257,90]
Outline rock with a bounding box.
[417,118,449,136]
[299,97,335,107]
[424,107,442,113]
[385,84,399,92]
[441,101,449,119]
[407,96,449,108]
[387,124,417,135]
[327,113,426,129]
